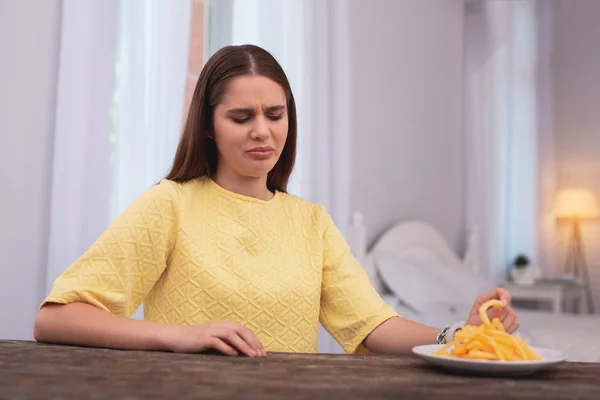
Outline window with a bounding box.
[110,0,206,223]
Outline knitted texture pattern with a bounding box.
[43,178,398,353]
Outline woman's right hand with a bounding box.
[163,321,266,357]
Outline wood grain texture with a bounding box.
[1,340,599,400]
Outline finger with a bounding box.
[488,307,505,320]
[216,329,257,357]
[235,326,265,356]
[496,288,511,306]
[500,305,516,320]
[220,322,264,356]
[496,306,512,322]
[506,319,520,334]
[502,308,517,330]
[209,337,239,357]
[486,304,510,323]
[478,288,511,306]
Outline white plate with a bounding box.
[412,344,568,376]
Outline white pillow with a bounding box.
[374,251,456,313]
[435,265,496,306]
[374,251,496,315]
[416,300,468,327]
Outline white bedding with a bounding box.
[516,310,600,362]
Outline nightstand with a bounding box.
[502,281,588,314]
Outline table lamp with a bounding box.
[554,188,599,313]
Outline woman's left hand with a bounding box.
[465,288,520,334]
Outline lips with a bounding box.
[247,147,275,159]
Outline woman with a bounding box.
[34,45,519,357]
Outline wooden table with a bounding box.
[1,340,599,400]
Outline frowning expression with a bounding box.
[212,75,288,179]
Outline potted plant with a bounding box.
[510,254,535,285]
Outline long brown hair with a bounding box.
[165,45,297,192]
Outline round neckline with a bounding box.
[206,178,280,205]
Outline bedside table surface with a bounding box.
[503,282,584,294]
[502,281,588,314]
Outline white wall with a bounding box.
[552,0,600,311]
[0,0,62,339]
[349,0,465,250]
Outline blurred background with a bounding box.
[1,0,599,352]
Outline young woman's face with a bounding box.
[212,75,288,181]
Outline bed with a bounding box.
[348,213,600,362]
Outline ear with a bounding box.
[206,125,215,140]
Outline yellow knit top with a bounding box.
[42,178,398,353]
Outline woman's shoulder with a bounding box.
[142,178,186,199]
[154,177,210,197]
[277,190,319,207]
[133,178,198,211]
[276,191,328,222]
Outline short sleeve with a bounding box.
[318,208,399,354]
[41,179,180,316]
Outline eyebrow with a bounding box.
[226,105,286,114]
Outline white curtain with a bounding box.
[210,0,352,353]
[464,0,542,281]
[46,0,118,293]
[46,0,192,322]
[535,0,557,279]
[111,0,192,318]
[111,0,191,220]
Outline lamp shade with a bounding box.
[554,189,600,219]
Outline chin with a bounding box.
[244,161,278,176]
[245,169,273,179]
[237,166,271,178]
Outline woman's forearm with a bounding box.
[362,316,439,355]
[34,302,176,351]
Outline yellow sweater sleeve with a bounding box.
[318,208,399,354]
[41,179,179,316]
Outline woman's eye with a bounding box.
[231,115,282,124]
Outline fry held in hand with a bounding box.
[435,300,543,361]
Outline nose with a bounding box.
[250,115,270,140]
